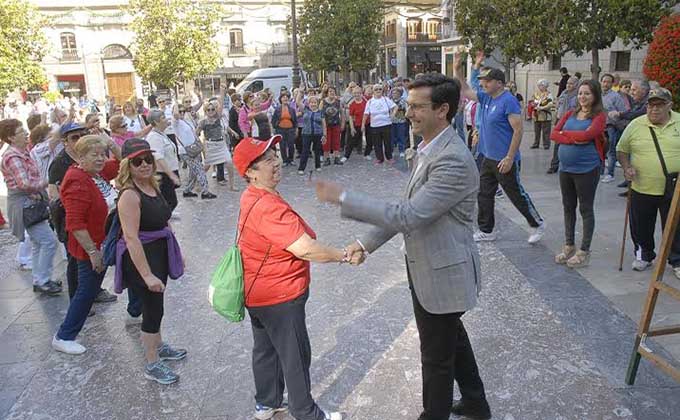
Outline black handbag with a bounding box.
[649,126,679,202]
[23,198,50,228]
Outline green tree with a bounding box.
[0,0,48,98]
[127,0,222,89]
[557,0,670,80]
[297,0,383,78]
[454,0,569,76]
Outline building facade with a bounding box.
[30,0,295,105]
[380,0,443,79]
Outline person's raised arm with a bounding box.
[453,50,482,103]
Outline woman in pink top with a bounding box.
[238,91,254,136]
[109,115,152,146]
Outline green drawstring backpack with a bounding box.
[208,197,270,322]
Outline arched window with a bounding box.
[102,44,132,59]
[60,32,78,60]
[229,29,244,54]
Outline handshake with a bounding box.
[342,241,367,266]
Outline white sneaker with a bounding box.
[364,155,372,161]
[601,174,615,183]
[528,222,546,244]
[399,152,405,158]
[340,157,348,163]
[632,259,653,271]
[473,231,497,242]
[125,313,143,326]
[616,162,622,168]
[324,411,342,420]
[52,335,87,355]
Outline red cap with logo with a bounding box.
[233,135,282,177]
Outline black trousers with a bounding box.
[277,127,297,164]
[158,171,179,212]
[298,134,322,171]
[549,143,560,171]
[478,157,543,233]
[630,190,680,266]
[363,127,373,157]
[296,127,303,155]
[408,268,486,420]
[559,167,600,251]
[372,124,393,162]
[344,125,363,159]
[247,291,325,420]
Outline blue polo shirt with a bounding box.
[471,68,522,161]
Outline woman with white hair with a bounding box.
[146,109,181,211]
[531,79,555,149]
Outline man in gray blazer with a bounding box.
[316,74,490,420]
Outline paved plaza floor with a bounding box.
[1,123,680,419]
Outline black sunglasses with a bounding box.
[178,109,186,113]
[206,107,216,111]
[131,154,154,167]
[67,133,82,141]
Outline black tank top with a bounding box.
[135,186,171,231]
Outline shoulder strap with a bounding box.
[236,194,265,244]
[649,127,669,178]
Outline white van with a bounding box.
[235,67,307,95]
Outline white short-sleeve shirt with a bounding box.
[364,97,396,128]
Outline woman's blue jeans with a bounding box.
[57,260,106,341]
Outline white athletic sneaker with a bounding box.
[324,411,343,420]
[601,174,615,183]
[364,155,372,161]
[632,259,653,271]
[52,335,87,355]
[340,157,348,163]
[473,231,497,242]
[528,222,546,244]
[399,152,405,158]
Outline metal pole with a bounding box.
[291,0,301,88]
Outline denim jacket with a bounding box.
[302,108,323,135]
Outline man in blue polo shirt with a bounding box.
[454,51,544,243]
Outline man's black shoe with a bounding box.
[617,180,630,188]
[547,167,557,174]
[530,144,539,149]
[183,191,198,198]
[451,398,491,419]
[201,192,217,200]
[619,190,629,197]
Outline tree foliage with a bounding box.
[0,0,48,98]
[560,0,670,79]
[644,14,680,110]
[127,0,222,88]
[297,0,383,74]
[453,0,569,69]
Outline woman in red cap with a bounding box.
[232,135,350,420]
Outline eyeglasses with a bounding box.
[158,100,166,104]
[206,108,216,111]
[130,154,154,167]
[67,133,82,141]
[178,109,186,113]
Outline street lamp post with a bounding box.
[291,0,301,88]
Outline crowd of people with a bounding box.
[0,50,678,420]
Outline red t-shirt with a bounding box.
[61,160,119,260]
[349,99,368,128]
[238,185,316,307]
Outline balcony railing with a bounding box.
[228,45,245,55]
[60,48,80,61]
[383,33,397,44]
[407,32,441,42]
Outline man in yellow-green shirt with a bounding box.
[617,87,680,276]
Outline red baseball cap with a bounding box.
[233,135,282,177]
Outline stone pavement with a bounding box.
[1,123,680,419]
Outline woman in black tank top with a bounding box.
[115,139,186,385]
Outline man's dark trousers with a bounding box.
[408,268,486,420]
[629,190,680,266]
[478,157,543,233]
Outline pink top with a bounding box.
[112,131,135,146]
